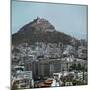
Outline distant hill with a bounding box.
[12,17,79,46]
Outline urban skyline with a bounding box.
[11,1,88,89]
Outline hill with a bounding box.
[12,17,78,46]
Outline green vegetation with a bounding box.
[69,63,86,71]
[12,30,73,45]
[11,81,19,90]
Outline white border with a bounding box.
[0,0,10,90]
[0,0,89,90]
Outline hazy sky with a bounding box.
[12,1,87,39]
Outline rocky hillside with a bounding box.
[12,17,78,46]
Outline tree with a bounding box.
[76,63,82,71]
[69,64,77,71]
[11,81,19,90]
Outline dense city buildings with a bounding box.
[11,40,88,89]
[12,17,87,89]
